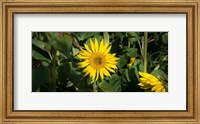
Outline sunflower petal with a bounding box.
[162,88,166,92]
[84,43,92,53]
[94,38,99,52]
[90,39,95,52]
[141,84,152,89]
[149,76,159,82]
[139,72,159,82]
[99,39,104,51]
[99,43,109,53]
[106,63,117,69]
[103,45,111,55]
[99,68,104,79]
[77,60,89,68]
[83,65,91,72]
[155,85,164,92]
[128,57,135,66]
[106,61,118,65]
[89,68,94,78]
[91,69,96,80]
[84,69,91,77]
[109,57,119,61]
[105,65,115,73]
[80,48,91,57]
[77,54,89,59]
[151,84,162,91]
[138,83,145,86]
[105,53,116,59]
[83,65,92,77]
[96,70,99,80]
[150,81,162,85]
[102,68,111,77]
[139,78,147,83]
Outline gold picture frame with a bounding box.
[0,0,199,123]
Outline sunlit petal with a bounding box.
[102,68,111,77]
[90,39,95,52]
[77,54,89,59]
[94,38,99,52]
[103,45,111,55]
[99,39,104,52]
[105,65,115,73]
[84,43,92,53]
[99,68,104,79]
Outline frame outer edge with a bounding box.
[197,0,200,123]
[193,2,198,122]
[0,0,2,123]
[0,0,199,3]
[0,3,1,123]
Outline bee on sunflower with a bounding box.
[77,38,119,81]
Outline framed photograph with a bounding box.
[0,0,199,123]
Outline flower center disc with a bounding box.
[94,58,103,65]
[89,53,106,69]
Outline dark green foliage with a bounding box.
[32,32,168,92]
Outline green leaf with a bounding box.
[117,55,128,68]
[125,68,131,82]
[128,66,137,81]
[66,81,74,88]
[132,59,141,79]
[121,75,128,86]
[87,78,94,85]
[127,32,140,42]
[48,32,72,57]
[103,32,109,44]
[119,68,125,74]
[127,65,144,92]
[99,74,122,92]
[139,63,144,72]
[32,39,51,52]
[64,62,81,82]
[151,69,168,82]
[42,61,49,67]
[127,32,139,38]
[72,37,81,49]
[99,80,114,92]
[114,32,125,43]
[32,67,48,91]
[108,74,122,92]
[72,47,80,56]
[123,47,138,57]
[32,50,51,63]
[81,32,95,41]
[64,62,89,90]
[161,33,168,44]
[58,62,82,87]
[57,64,68,83]
[94,33,103,42]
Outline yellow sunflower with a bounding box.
[127,57,136,66]
[77,38,119,81]
[138,72,167,92]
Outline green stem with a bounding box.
[93,81,98,92]
[48,49,57,92]
[143,32,148,72]
[128,39,131,48]
[137,39,143,57]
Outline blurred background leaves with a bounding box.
[32,32,168,92]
